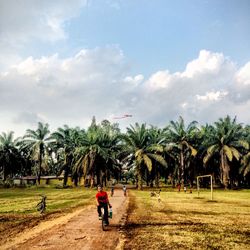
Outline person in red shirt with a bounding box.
[96,184,112,225]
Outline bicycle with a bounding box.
[99,206,112,231]
[36,195,47,214]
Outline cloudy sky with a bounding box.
[0,0,250,136]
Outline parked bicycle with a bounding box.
[36,195,47,214]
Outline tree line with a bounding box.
[0,116,250,189]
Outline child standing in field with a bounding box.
[123,185,127,196]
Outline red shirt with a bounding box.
[96,191,108,204]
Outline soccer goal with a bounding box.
[197,174,213,200]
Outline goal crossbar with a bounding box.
[197,174,213,200]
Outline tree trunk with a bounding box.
[137,165,143,190]
[135,176,138,189]
[73,173,78,186]
[63,166,69,187]
[38,154,42,185]
[145,168,149,186]
[221,151,229,189]
[169,174,175,188]
[96,170,101,186]
[155,171,160,188]
[90,173,95,188]
[3,165,6,181]
[164,175,167,184]
[180,149,185,188]
[150,180,154,187]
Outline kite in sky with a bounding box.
[113,114,133,119]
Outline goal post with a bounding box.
[197,174,213,200]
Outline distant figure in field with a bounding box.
[123,185,127,196]
[184,186,187,193]
[177,183,181,192]
[111,185,114,197]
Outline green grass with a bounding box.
[0,186,96,243]
[124,189,250,250]
[0,186,96,214]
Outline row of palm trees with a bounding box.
[0,116,249,189]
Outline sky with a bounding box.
[0,0,250,136]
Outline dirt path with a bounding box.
[2,190,128,250]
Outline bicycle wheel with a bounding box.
[102,215,108,231]
[36,202,42,211]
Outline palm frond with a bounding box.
[223,145,233,162]
[237,140,249,150]
[230,147,241,161]
[142,154,152,172]
[148,153,167,167]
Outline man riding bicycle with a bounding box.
[96,184,112,226]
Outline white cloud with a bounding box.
[196,91,228,101]
[0,0,87,43]
[0,0,87,71]
[0,49,250,136]
[146,70,172,89]
[12,55,60,76]
[182,50,232,78]
[124,75,144,86]
[0,46,131,134]
[236,62,250,86]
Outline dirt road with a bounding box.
[2,189,128,250]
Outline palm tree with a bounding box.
[0,131,20,181]
[121,123,167,190]
[22,122,52,184]
[240,152,250,180]
[203,116,249,189]
[167,116,198,187]
[240,125,250,184]
[51,125,82,186]
[147,126,169,187]
[73,120,120,187]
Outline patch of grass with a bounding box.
[124,189,250,250]
[0,187,95,213]
[0,186,96,243]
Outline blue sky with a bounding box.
[31,0,250,73]
[0,0,250,135]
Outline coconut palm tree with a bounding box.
[167,116,198,187]
[22,122,52,184]
[203,116,249,189]
[121,123,167,190]
[0,131,20,181]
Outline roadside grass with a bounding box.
[0,186,96,243]
[124,189,250,250]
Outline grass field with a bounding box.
[0,186,96,243]
[1,187,250,249]
[123,188,250,250]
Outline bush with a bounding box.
[0,179,14,188]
